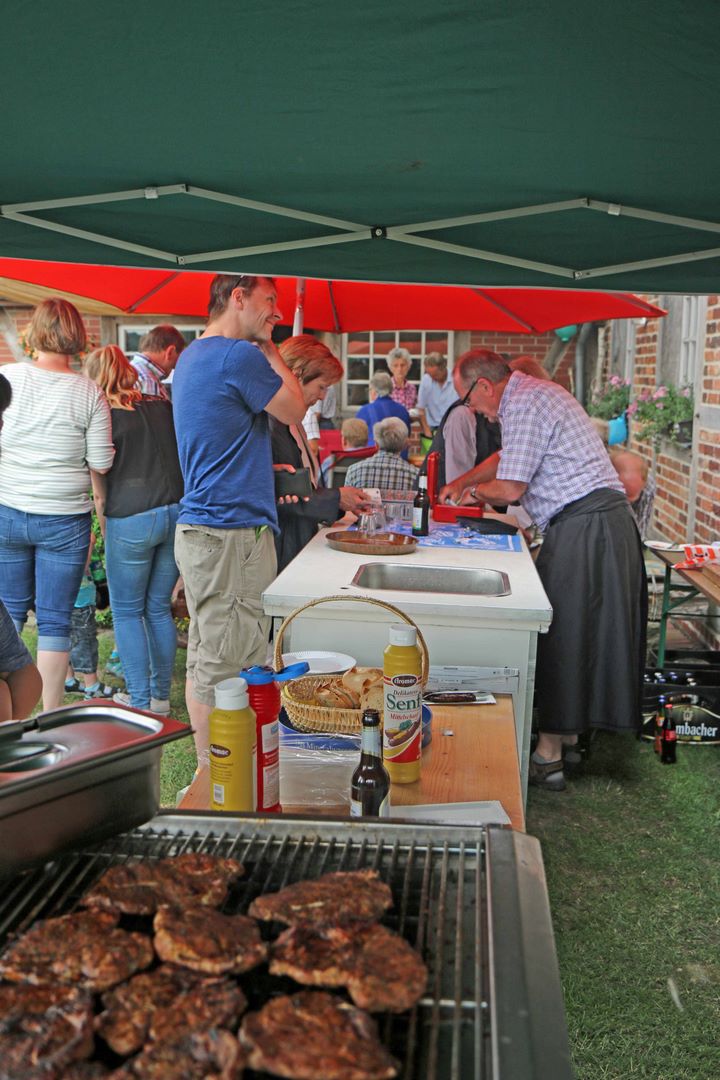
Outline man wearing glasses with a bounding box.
[421,363,501,490]
[439,349,647,794]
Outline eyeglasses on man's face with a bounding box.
[461,378,479,406]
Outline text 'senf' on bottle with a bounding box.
[660,701,677,764]
[412,476,430,537]
[351,709,391,817]
[383,623,423,784]
[209,677,256,812]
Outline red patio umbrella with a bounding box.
[0,257,665,332]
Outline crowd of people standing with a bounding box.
[0,283,650,796]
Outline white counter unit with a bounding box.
[263,527,553,798]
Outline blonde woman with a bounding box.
[85,346,183,714]
[0,299,114,710]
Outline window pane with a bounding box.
[373,333,396,355]
[348,384,369,406]
[124,332,143,353]
[425,332,448,353]
[409,358,422,380]
[348,357,370,380]
[398,335,423,354]
[373,358,390,375]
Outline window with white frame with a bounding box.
[117,323,205,355]
[341,330,454,408]
[679,295,706,386]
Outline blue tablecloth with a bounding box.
[352,521,523,552]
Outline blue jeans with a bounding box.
[105,504,180,708]
[0,504,90,651]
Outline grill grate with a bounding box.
[0,812,491,1080]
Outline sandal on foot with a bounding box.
[83,682,114,700]
[529,755,566,791]
[562,744,583,767]
[64,678,81,693]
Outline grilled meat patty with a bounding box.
[110,1028,245,1079]
[0,982,95,1080]
[97,965,246,1055]
[59,1064,111,1079]
[270,922,427,1012]
[239,990,399,1079]
[0,910,153,991]
[153,905,267,975]
[248,870,393,928]
[82,853,244,916]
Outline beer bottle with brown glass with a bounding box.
[654,695,666,754]
[412,476,431,537]
[351,709,391,817]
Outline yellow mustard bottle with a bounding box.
[383,624,423,784]
[209,677,256,811]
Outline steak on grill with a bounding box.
[239,990,399,1079]
[82,852,244,916]
[270,922,427,1012]
[59,1064,111,1079]
[153,905,267,975]
[248,869,393,928]
[110,1028,245,1079]
[97,965,246,1055]
[0,982,94,1080]
[0,909,153,991]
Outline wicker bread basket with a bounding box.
[272,594,429,734]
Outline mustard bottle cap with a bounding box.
[388,624,417,647]
[214,677,249,710]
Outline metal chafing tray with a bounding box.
[0,811,573,1079]
[0,703,191,880]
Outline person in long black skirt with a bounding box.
[440,349,647,791]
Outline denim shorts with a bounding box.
[0,503,91,652]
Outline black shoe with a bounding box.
[529,755,566,791]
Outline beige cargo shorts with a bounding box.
[174,524,276,706]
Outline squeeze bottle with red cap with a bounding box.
[239,662,309,814]
[209,677,256,812]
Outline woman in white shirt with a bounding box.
[0,299,114,710]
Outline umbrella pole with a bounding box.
[292,278,305,335]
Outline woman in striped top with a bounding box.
[0,299,114,710]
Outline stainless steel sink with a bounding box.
[351,562,511,596]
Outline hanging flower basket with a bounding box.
[627,385,694,448]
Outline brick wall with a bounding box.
[0,307,104,367]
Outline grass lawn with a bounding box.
[20,625,720,1079]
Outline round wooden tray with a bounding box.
[325,530,418,556]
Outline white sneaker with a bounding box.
[113,692,132,707]
[150,698,171,716]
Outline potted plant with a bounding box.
[587,374,632,420]
[627,385,694,448]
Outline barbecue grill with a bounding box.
[0,812,573,1080]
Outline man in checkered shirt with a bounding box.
[345,417,419,490]
[440,349,647,793]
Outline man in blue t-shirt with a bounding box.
[172,275,306,759]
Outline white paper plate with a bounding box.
[281,650,357,675]
[645,540,686,552]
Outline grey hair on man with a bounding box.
[369,371,393,397]
[455,349,510,389]
[373,416,409,454]
[424,351,447,373]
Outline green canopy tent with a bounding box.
[1,0,719,293]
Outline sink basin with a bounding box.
[351,563,511,596]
